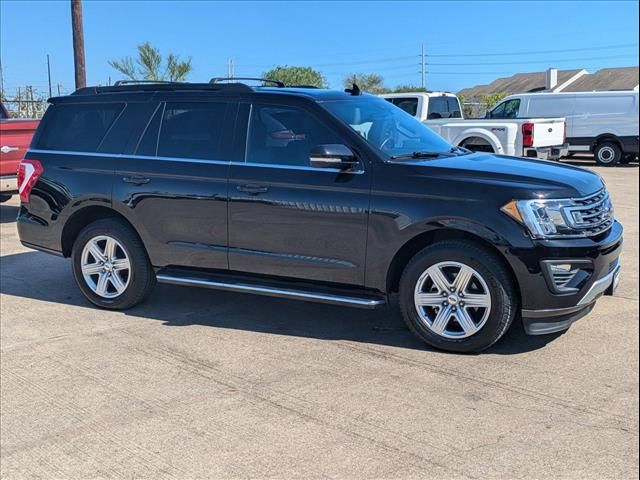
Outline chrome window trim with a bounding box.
[26,148,362,173]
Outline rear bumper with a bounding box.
[524,143,569,160]
[0,174,17,193]
[522,263,621,335]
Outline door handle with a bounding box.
[122,175,150,185]
[236,184,269,195]
[1,145,19,154]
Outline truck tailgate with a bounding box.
[532,119,565,147]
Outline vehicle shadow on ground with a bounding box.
[0,204,18,224]
[0,251,564,355]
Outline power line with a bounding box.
[428,54,638,66]
[427,43,638,57]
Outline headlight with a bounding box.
[501,193,614,239]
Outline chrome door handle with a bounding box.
[236,184,269,195]
[1,145,19,154]
[122,176,150,185]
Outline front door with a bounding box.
[228,102,371,286]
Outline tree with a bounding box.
[343,73,388,94]
[263,66,327,88]
[392,85,427,93]
[479,92,508,111]
[109,42,192,82]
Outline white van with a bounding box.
[486,91,639,166]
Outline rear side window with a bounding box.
[388,97,419,117]
[427,97,450,119]
[36,103,124,152]
[157,102,227,160]
[447,98,462,118]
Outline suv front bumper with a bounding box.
[522,263,621,335]
[509,220,623,335]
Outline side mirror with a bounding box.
[309,144,358,170]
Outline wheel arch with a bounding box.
[61,206,143,257]
[385,228,521,302]
[592,133,623,151]
[453,130,502,154]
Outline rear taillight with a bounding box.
[17,159,43,203]
[522,123,534,148]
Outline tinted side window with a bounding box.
[447,97,462,118]
[391,97,419,117]
[158,102,227,160]
[488,102,506,118]
[246,104,341,167]
[503,99,521,119]
[427,97,449,119]
[36,103,124,152]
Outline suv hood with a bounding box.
[404,152,604,198]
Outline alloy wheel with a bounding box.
[413,261,492,339]
[81,235,131,298]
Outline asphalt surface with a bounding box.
[1,157,638,479]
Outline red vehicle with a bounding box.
[0,102,40,202]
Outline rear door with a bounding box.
[227,100,371,286]
[112,98,234,270]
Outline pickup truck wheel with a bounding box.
[594,142,621,167]
[0,194,12,203]
[71,218,155,309]
[399,240,517,353]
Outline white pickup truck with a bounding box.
[380,92,569,160]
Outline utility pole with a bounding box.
[71,0,86,89]
[0,58,4,100]
[57,83,62,96]
[420,43,427,90]
[47,54,52,97]
[227,58,235,79]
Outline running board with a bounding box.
[156,270,386,309]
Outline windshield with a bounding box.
[321,96,453,158]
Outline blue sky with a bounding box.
[1,0,638,96]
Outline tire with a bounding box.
[0,194,12,203]
[71,218,155,309]
[594,142,622,167]
[398,240,517,353]
[620,154,637,165]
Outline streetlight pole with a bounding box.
[71,0,86,89]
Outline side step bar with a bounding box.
[156,270,386,309]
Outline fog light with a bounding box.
[542,260,593,293]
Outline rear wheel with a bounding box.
[71,218,155,309]
[594,142,621,167]
[399,240,517,353]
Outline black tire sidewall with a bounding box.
[594,142,621,167]
[71,219,154,309]
[399,241,516,353]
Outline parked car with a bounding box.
[0,102,40,202]
[486,91,640,166]
[17,80,622,353]
[381,92,568,160]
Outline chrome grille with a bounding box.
[565,189,614,237]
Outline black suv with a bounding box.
[17,79,623,353]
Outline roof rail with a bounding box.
[113,80,182,86]
[71,82,254,95]
[210,77,285,88]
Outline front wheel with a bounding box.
[72,218,155,309]
[399,240,517,353]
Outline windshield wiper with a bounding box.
[390,150,457,160]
